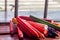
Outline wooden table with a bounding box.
[0,24,60,40]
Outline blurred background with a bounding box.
[0,0,60,22]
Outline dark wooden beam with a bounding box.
[0,22,10,25]
[15,0,18,18]
[5,0,7,21]
[0,33,10,35]
[44,0,48,18]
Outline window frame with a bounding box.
[1,0,48,24]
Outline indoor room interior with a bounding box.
[0,0,60,40]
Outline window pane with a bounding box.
[0,0,14,22]
[7,0,14,22]
[0,0,5,22]
[18,0,45,18]
[47,0,60,21]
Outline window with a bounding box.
[0,0,15,22]
[18,0,45,18]
[47,0,60,21]
[0,0,5,22]
[0,0,60,23]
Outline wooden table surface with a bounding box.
[0,24,60,40]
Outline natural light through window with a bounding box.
[0,0,60,22]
